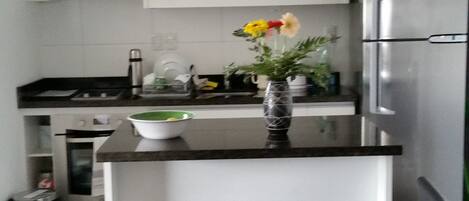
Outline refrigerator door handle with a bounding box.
[366,42,396,115]
[363,0,380,40]
[428,33,468,44]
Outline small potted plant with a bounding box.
[227,12,332,141]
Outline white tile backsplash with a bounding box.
[152,8,223,42]
[40,46,84,77]
[83,44,154,77]
[40,0,82,45]
[39,0,354,85]
[172,42,225,74]
[221,6,284,42]
[81,0,153,44]
[83,45,131,77]
[221,41,257,66]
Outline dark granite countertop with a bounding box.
[97,116,402,162]
[17,77,358,108]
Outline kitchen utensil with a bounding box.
[154,53,191,82]
[143,73,156,85]
[128,111,194,140]
[163,61,189,81]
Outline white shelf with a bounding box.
[143,0,349,8]
[28,150,53,158]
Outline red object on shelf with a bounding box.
[37,173,55,190]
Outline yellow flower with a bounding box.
[243,19,269,38]
[280,12,301,38]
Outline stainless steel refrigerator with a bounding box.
[361,0,468,200]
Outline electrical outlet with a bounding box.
[152,33,178,51]
[152,33,165,51]
[165,33,178,50]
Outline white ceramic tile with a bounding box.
[83,44,155,77]
[221,41,257,66]
[222,5,352,85]
[81,0,153,44]
[38,2,352,80]
[154,42,225,74]
[40,0,82,45]
[221,5,350,41]
[221,6,281,42]
[151,8,222,42]
[40,46,84,77]
[287,5,350,39]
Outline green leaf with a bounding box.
[227,36,332,83]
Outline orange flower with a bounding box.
[280,13,301,38]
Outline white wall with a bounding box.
[109,157,390,201]
[0,0,42,199]
[39,0,353,86]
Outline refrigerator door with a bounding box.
[363,41,466,201]
[416,42,466,201]
[417,177,446,201]
[363,0,467,40]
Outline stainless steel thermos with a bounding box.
[128,49,143,95]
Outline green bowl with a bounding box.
[128,111,194,122]
[128,111,194,139]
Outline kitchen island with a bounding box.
[97,116,401,201]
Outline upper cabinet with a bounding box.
[143,0,349,8]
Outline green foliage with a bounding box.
[227,32,332,90]
[465,163,469,201]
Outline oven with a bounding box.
[52,114,126,201]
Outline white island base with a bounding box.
[103,156,393,201]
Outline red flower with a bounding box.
[268,20,283,28]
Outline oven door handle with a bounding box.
[66,138,95,143]
[65,136,109,143]
[55,129,114,138]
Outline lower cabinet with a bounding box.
[21,101,355,197]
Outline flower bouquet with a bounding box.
[229,12,332,88]
[228,13,332,141]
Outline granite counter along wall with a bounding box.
[38,0,354,86]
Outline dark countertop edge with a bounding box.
[18,95,358,109]
[96,146,402,163]
[17,76,359,109]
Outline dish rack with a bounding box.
[140,81,192,98]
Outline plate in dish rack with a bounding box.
[154,53,191,82]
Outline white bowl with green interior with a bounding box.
[128,111,194,139]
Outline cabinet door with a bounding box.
[143,0,349,8]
